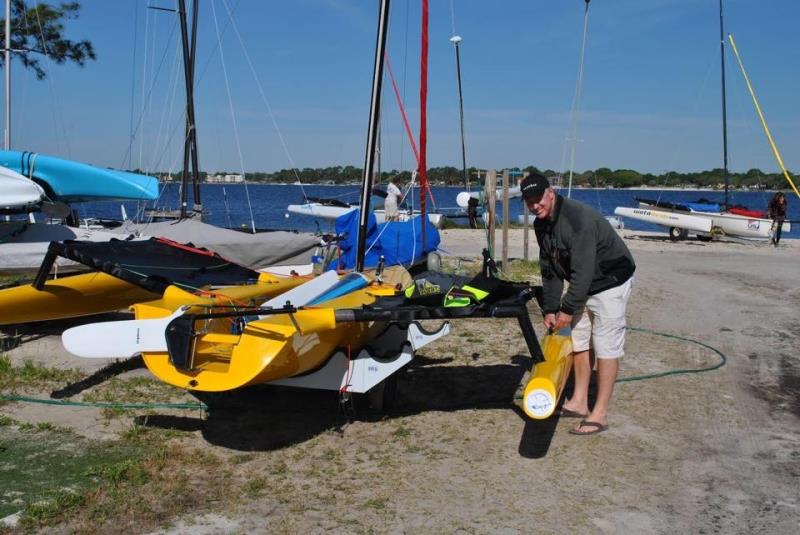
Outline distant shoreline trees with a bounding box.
[143,165,794,190]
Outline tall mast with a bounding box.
[188,0,200,214]
[450,35,468,191]
[355,0,390,273]
[4,0,10,149]
[177,0,200,219]
[719,0,730,209]
[419,0,429,248]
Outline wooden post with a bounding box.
[502,169,509,268]
[522,171,530,260]
[485,170,496,255]
[523,203,530,260]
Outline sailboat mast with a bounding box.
[188,0,201,213]
[450,35,468,191]
[719,0,730,209]
[177,0,200,219]
[356,0,390,273]
[4,0,10,150]
[419,0,429,248]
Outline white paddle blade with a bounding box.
[62,308,187,359]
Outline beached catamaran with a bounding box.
[615,0,797,241]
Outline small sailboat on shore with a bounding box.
[616,0,798,241]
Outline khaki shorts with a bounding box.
[570,277,633,359]
[384,199,398,218]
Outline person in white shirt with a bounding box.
[384,180,403,221]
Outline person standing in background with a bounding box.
[384,179,403,221]
[768,191,787,247]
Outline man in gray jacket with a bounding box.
[523,174,635,435]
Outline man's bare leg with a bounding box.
[562,349,590,416]
[573,357,618,432]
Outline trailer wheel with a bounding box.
[669,227,682,241]
[680,228,690,240]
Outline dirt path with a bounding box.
[1,233,798,533]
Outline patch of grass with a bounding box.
[362,497,389,510]
[0,426,144,520]
[21,489,86,527]
[83,376,186,405]
[392,424,412,438]
[242,475,267,498]
[504,258,540,281]
[230,453,256,465]
[0,358,84,390]
[85,459,150,485]
[0,414,15,426]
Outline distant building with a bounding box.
[206,173,244,183]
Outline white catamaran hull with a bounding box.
[286,202,445,228]
[631,203,790,239]
[614,207,713,234]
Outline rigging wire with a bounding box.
[565,0,591,198]
[125,0,139,170]
[219,0,307,199]
[138,4,152,171]
[19,1,70,156]
[210,0,256,233]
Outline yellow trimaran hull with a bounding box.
[138,281,398,392]
[0,272,157,325]
[0,271,305,326]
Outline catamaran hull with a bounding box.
[0,272,157,325]
[286,202,445,228]
[614,206,713,233]
[630,203,790,239]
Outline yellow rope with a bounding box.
[727,33,800,201]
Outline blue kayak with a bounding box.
[0,150,159,202]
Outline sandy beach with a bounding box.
[1,229,798,533]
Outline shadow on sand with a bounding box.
[128,353,562,457]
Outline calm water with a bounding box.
[78,183,799,238]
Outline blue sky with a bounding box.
[6,0,799,175]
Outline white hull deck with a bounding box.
[286,202,445,228]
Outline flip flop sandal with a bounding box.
[569,420,609,436]
[559,408,588,418]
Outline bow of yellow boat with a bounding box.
[140,280,398,392]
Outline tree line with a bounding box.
[151,165,795,190]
